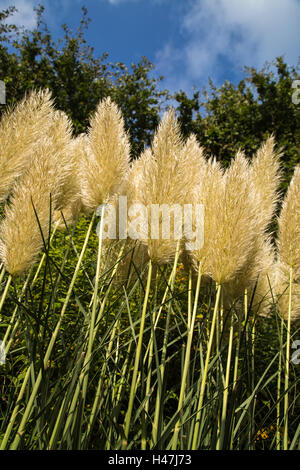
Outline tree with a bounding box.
[112,57,169,157]
[0,4,168,158]
[175,57,300,187]
[173,89,200,139]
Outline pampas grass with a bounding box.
[276,165,300,321]
[53,133,88,229]
[0,110,74,276]
[221,137,281,314]
[1,90,300,451]
[126,109,205,265]
[250,136,281,231]
[188,151,258,285]
[277,165,300,273]
[183,140,281,449]
[0,89,54,202]
[274,165,300,449]
[80,97,130,213]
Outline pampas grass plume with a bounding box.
[189,151,258,285]
[80,97,130,212]
[54,133,88,228]
[222,137,281,311]
[275,165,300,321]
[0,108,75,276]
[277,166,300,271]
[250,136,281,232]
[126,109,206,265]
[0,89,54,202]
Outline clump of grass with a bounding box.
[223,137,281,313]
[275,165,300,322]
[0,111,74,277]
[125,109,204,265]
[0,92,299,452]
[80,97,130,213]
[53,134,89,230]
[0,89,54,202]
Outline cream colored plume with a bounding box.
[274,165,300,321]
[189,151,259,285]
[0,89,54,202]
[46,110,74,209]
[272,261,300,322]
[222,137,281,308]
[54,133,87,229]
[250,136,281,233]
[0,110,75,276]
[125,109,206,265]
[223,238,276,316]
[96,154,150,283]
[277,166,300,271]
[150,113,205,206]
[250,164,300,322]
[95,186,149,286]
[187,155,223,275]
[248,240,276,316]
[80,97,130,212]
[125,148,152,209]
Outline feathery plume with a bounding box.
[126,110,205,265]
[275,165,300,321]
[98,154,151,283]
[273,261,300,321]
[0,110,74,276]
[53,133,87,229]
[189,151,258,285]
[223,237,276,315]
[0,89,54,202]
[221,137,281,307]
[208,151,259,284]
[277,166,300,271]
[186,155,223,276]
[80,97,130,212]
[250,136,281,232]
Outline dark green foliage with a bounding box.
[175,58,300,189]
[0,5,168,158]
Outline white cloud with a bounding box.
[106,0,139,4]
[0,0,89,34]
[0,0,37,29]
[156,0,300,92]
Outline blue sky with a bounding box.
[1,0,299,95]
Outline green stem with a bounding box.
[0,263,5,284]
[217,313,234,449]
[80,244,126,446]
[276,316,284,450]
[142,270,159,450]
[283,266,293,450]
[0,366,31,450]
[9,213,95,450]
[152,243,180,447]
[229,310,241,450]
[172,262,202,450]
[81,206,105,408]
[192,283,222,450]
[122,259,153,449]
[0,274,12,314]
